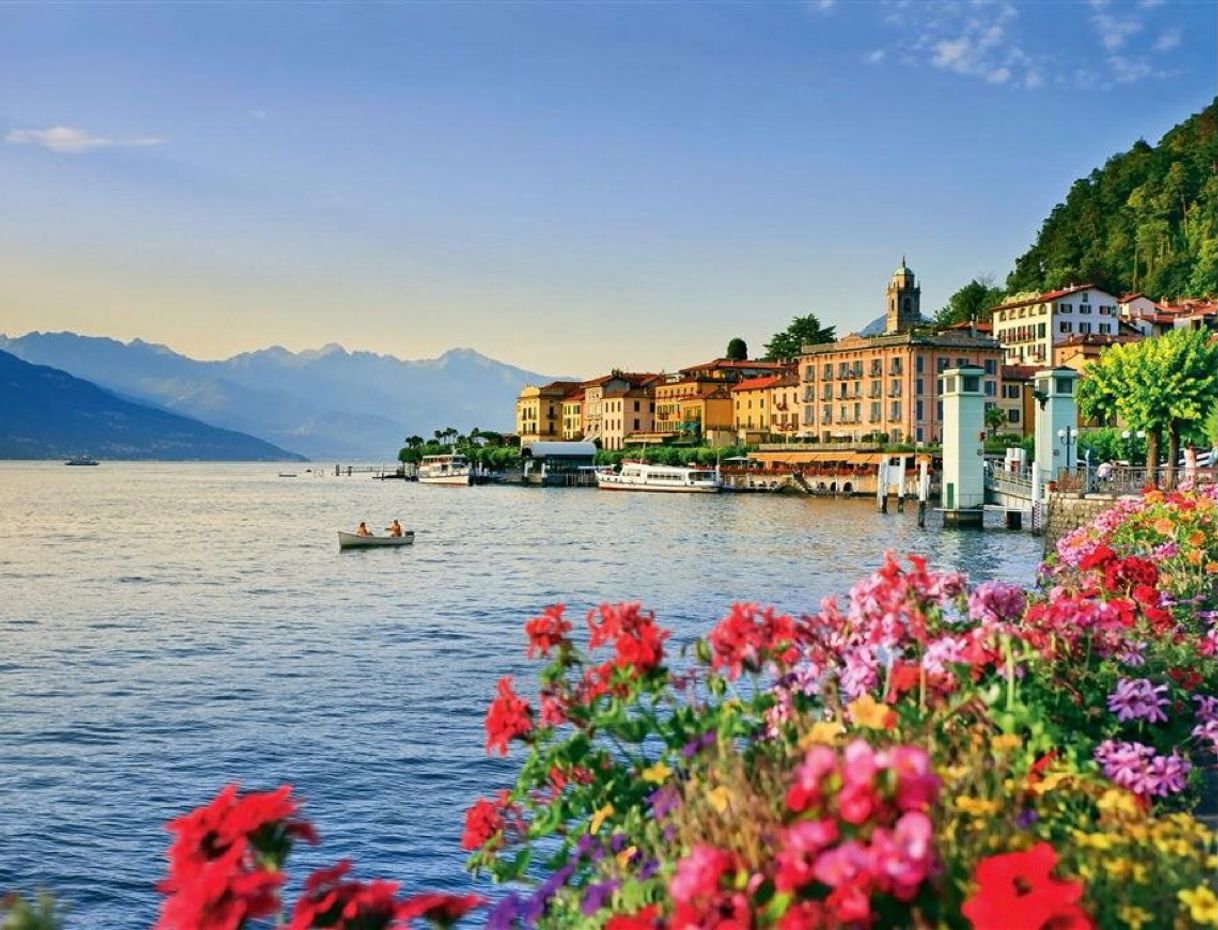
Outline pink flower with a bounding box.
[670,845,735,904]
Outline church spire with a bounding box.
[885,258,921,334]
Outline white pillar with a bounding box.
[941,367,986,524]
[1033,368,1079,485]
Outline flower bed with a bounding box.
[464,485,1218,930]
[5,486,1218,929]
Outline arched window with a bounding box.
[903,297,912,313]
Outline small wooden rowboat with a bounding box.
[337,530,415,549]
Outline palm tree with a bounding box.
[984,405,1006,439]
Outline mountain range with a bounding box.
[0,332,569,460]
[0,349,303,461]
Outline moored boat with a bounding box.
[596,462,721,493]
[418,454,473,486]
[338,530,415,549]
[64,455,99,466]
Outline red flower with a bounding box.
[577,661,617,705]
[525,605,572,659]
[586,603,670,675]
[156,856,285,930]
[961,843,1093,930]
[1079,544,1116,571]
[1103,556,1158,592]
[156,784,317,930]
[484,677,532,756]
[708,604,800,680]
[397,892,485,927]
[606,905,659,930]
[288,860,403,930]
[461,798,505,852]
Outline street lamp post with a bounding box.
[1057,426,1078,472]
[1121,429,1146,466]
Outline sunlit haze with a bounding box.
[1,1,1213,376]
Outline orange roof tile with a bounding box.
[731,375,784,392]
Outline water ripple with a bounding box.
[0,461,1043,924]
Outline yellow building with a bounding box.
[655,358,789,446]
[997,365,1037,438]
[515,381,580,445]
[601,379,659,450]
[732,371,800,443]
[561,391,584,440]
[580,372,658,446]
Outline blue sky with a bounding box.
[0,1,1213,377]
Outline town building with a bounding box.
[797,262,1004,445]
[561,390,584,440]
[1164,298,1218,333]
[514,380,582,445]
[997,364,1038,438]
[600,376,660,451]
[579,372,658,447]
[654,358,790,447]
[988,285,1120,365]
[732,372,801,443]
[1053,333,1138,372]
[1118,293,1175,337]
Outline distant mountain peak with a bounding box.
[299,342,348,359]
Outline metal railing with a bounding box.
[1052,465,1218,496]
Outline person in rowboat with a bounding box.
[356,521,373,537]
[387,519,403,538]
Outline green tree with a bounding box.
[725,337,748,361]
[1079,328,1218,485]
[934,278,1006,328]
[763,313,836,361]
[984,404,1006,437]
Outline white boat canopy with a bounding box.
[522,441,598,458]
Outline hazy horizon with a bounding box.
[2,1,1213,374]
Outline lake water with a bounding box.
[0,462,1043,924]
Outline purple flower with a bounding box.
[1106,677,1170,724]
[487,894,524,930]
[1115,641,1148,667]
[1196,694,1218,723]
[648,785,680,819]
[638,858,659,880]
[580,880,620,916]
[967,581,1026,625]
[681,731,716,759]
[1016,808,1038,829]
[1095,739,1191,798]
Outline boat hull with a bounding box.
[338,531,415,549]
[596,476,720,493]
[419,474,472,486]
[597,483,719,493]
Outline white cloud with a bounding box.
[250,109,269,119]
[5,126,165,154]
[865,48,887,64]
[808,0,836,11]
[1091,11,1142,51]
[1108,56,1155,83]
[1154,28,1181,51]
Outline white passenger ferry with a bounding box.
[596,462,721,493]
[417,454,473,486]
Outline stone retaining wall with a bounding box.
[1043,493,1135,552]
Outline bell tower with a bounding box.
[885,257,921,334]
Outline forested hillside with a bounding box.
[1005,98,1217,300]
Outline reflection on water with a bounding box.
[0,462,1043,923]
